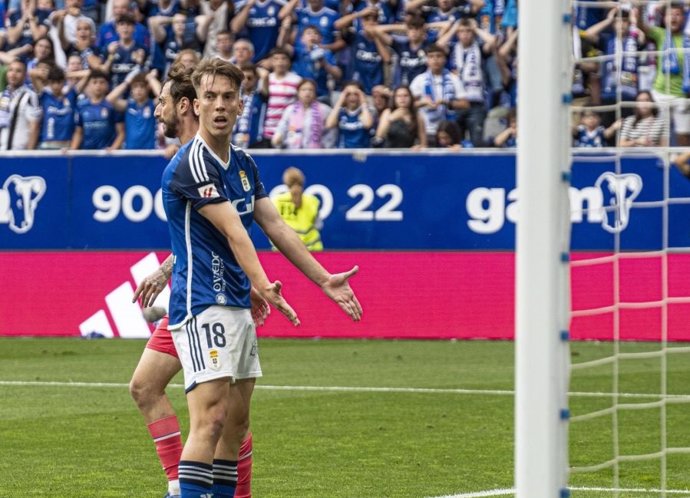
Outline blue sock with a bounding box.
[212,459,238,498]
[179,460,213,498]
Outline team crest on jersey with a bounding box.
[143,106,151,118]
[100,108,108,118]
[216,293,227,305]
[198,183,220,198]
[239,170,251,192]
[209,349,220,370]
[268,5,275,15]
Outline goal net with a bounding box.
[565,1,690,496]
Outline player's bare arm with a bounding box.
[198,200,300,326]
[254,197,363,321]
[132,254,173,307]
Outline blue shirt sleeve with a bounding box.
[171,149,229,210]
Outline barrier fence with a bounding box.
[2,150,689,339]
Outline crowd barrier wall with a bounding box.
[2,150,690,340]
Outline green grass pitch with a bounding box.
[1,338,689,497]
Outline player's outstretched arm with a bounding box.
[199,200,300,326]
[254,197,363,322]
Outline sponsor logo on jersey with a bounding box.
[198,183,220,198]
[0,174,46,234]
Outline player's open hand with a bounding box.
[250,286,271,326]
[321,266,363,322]
[260,281,300,326]
[133,268,168,308]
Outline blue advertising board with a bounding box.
[2,151,690,250]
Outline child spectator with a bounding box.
[103,14,149,90]
[573,109,618,148]
[106,70,160,149]
[272,78,330,149]
[233,62,268,148]
[282,0,344,53]
[325,81,373,148]
[231,0,288,62]
[435,119,462,149]
[261,47,302,144]
[373,85,426,148]
[71,70,125,149]
[35,64,80,149]
[288,24,341,101]
[410,43,468,146]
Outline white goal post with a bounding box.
[515,0,572,497]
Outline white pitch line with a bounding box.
[426,488,514,498]
[571,486,690,495]
[427,487,690,498]
[1,380,690,400]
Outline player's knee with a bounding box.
[129,375,158,408]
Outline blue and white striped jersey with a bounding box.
[162,134,268,328]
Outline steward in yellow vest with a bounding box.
[272,167,324,251]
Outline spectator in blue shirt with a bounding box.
[233,62,269,148]
[325,81,374,148]
[289,24,342,101]
[34,64,87,149]
[71,69,125,149]
[232,0,289,62]
[106,70,161,149]
[103,14,149,91]
[97,0,150,53]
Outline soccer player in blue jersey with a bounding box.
[162,58,362,498]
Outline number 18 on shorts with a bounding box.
[171,305,262,392]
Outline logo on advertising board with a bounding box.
[594,172,643,234]
[0,174,46,234]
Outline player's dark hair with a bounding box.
[167,63,197,110]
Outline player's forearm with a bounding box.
[267,219,330,286]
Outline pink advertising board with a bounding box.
[1,251,689,341]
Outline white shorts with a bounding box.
[651,89,690,134]
[171,305,262,392]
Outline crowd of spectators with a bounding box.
[0,0,686,151]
